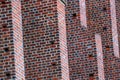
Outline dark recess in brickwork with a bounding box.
[50,40,55,44]
[2,24,7,28]
[4,47,9,52]
[105,46,110,51]
[102,7,107,11]
[89,73,94,77]
[0,0,5,4]
[72,13,77,17]
[103,27,107,31]
[51,62,57,66]
[6,72,11,78]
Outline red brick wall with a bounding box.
[0,0,120,80]
[57,0,69,80]
[0,1,15,79]
[22,0,69,79]
[110,0,119,57]
[66,0,120,80]
[80,0,87,27]
[95,34,105,80]
[12,0,25,79]
[115,0,120,56]
[0,0,24,79]
[66,0,99,79]
[86,0,120,79]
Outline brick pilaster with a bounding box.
[12,0,25,79]
[0,0,24,79]
[22,0,69,79]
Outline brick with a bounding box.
[0,0,120,80]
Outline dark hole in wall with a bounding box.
[72,13,77,17]
[50,40,55,44]
[6,72,11,78]
[1,1,5,4]
[12,76,16,79]
[102,7,107,11]
[105,46,110,50]
[89,73,94,77]
[2,24,7,28]
[51,62,57,66]
[103,27,107,31]
[89,54,94,58]
[4,47,9,52]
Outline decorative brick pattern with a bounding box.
[0,0,120,80]
[21,0,69,79]
[66,0,120,80]
[86,0,120,79]
[66,0,98,79]
[0,1,15,79]
[0,0,24,79]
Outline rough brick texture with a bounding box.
[0,0,120,80]
[0,0,25,80]
[66,0,98,79]
[85,0,120,79]
[57,0,69,80]
[115,0,120,57]
[66,0,120,80]
[12,0,25,79]
[21,0,69,79]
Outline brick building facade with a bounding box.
[66,0,120,80]
[0,0,120,80]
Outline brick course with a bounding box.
[66,0,120,80]
[0,0,25,79]
[21,0,69,79]
[0,0,120,80]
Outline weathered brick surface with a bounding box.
[21,0,69,79]
[0,0,24,80]
[115,0,120,57]
[66,0,120,80]
[12,0,25,79]
[85,0,120,79]
[0,0,120,80]
[0,1,15,79]
[57,0,69,80]
[66,0,98,79]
